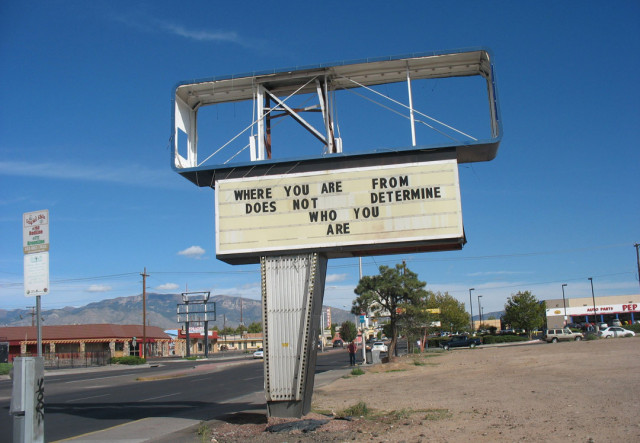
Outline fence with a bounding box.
[42,351,112,369]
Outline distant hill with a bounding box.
[474,311,505,321]
[0,293,353,330]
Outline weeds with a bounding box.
[342,401,370,417]
[423,408,452,421]
[196,421,211,443]
[350,367,365,376]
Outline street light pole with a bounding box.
[477,295,483,328]
[634,243,640,291]
[561,284,568,326]
[588,277,599,333]
[468,288,475,332]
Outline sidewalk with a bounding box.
[52,359,352,442]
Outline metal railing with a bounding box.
[42,351,112,369]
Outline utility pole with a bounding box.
[28,306,36,327]
[468,288,475,332]
[634,243,640,291]
[588,277,599,333]
[141,268,149,359]
[561,284,568,326]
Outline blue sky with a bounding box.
[1,1,638,316]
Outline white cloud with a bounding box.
[156,283,179,291]
[178,245,206,259]
[86,284,112,293]
[160,23,240,43]
[326,273,349,283]
[0,160,171,188]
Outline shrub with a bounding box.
[624,323,640,334]
[342,401,370,417]
[0,363,11,375]
[111,356,146,365]
[350,367,365,376]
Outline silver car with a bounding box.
[598,327,635,338]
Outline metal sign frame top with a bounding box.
[170,48,501,187]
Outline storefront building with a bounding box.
[545,294,640,329]
[0,324,172,362]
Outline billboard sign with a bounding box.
[23,210,49,254]
[215,160,463,263]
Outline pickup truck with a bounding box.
[440,335,482,350]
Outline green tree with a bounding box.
[353,263,428,356]
[247,322,262,333]
[339,321,358,343]
[502,291,546,337]
[330,323,337,339]
[424,291,469,332]
[397,300,433,352]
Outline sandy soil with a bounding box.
[206,338,639,442]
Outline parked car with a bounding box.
[611,319,622,327]
[371,341,388,352]
[543,328,584,343]
[440,335,482,350]
[598,327,635,338]
[332,340,344,348]
[253,348,264,359]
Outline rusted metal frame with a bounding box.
[265,94,272,159]
[262,88,328,146]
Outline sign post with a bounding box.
[360,314,367,364]
[18,210,49,441]
[23,210,49,356]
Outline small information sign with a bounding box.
[24,252,49,297]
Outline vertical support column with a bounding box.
[256,85,266,161]
[204,320,209,358]
[10,357,45,443]
[406,66,416,147]
[261,253,327,418]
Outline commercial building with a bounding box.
[545,294,640,329]
[173,330,263,356]
[0,324,172,362]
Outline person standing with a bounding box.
[347,340,357,366]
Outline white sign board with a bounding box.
[24,252,49,297]
[215,160,463,263]
[23,210,49,254]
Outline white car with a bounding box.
[598,327,635,338]
[371,341,388,352]
[253,348,264,358]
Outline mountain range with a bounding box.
[0,293,354,330]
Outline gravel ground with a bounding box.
[204,337,639,442]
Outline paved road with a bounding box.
[0,349,350,442]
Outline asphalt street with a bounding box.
[0,348,350,442]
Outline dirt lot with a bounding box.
[206,338,639,442]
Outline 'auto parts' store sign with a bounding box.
[547,303,639,317]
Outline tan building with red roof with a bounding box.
[0,324,171,362]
